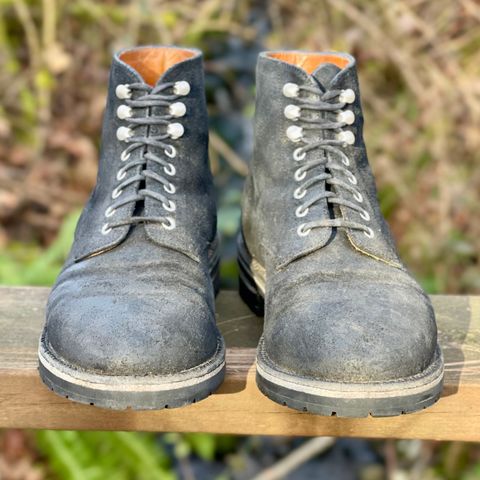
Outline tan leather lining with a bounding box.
[267,52,348,74]
[120,48,195,86]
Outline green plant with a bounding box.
[0,210,80,286]
[36,431,175,480]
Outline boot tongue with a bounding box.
[312,63,341,90]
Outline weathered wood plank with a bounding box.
[0,287,479,440]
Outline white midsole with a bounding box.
[39,344,225,393]
[256,357,443,399]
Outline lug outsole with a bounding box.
[38,337,226,411]
[256,375,441,417]
[256,342,444,418]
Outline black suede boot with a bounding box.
[39,46,225,410]
[239,51,443,417]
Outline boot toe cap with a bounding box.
[44,288,219,376]
[263,281,437,383]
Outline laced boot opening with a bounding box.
[102,67,192,236]
[282,71,374,239]
[268,52,349,74]
[120,47,195,86]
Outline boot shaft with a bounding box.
[243,51,401,269]
[69,46,216,265]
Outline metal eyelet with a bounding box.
[163,200,176,212]
[286,125,304,143]
[364,227,374,238]
[169,101,187,118]
[293,148,306,161]
[353,191,363,202]
[164,163,176,176]
[116,105,132,120]
[116,126,133,142]
[112,187,122,199]
[293,187,307,200]
[116,169,126,181]
[297,223,311,237]
[167,122,184,139]
[121,150,130,162]
[339,88,355,104]
[104,206,116,218]
[115,84,131,100]
[173,81,190,96]
[164,183,176,194]
[337,109,355,125]
[165,145,177,158]
[295,205,309,218]
[101,223,112,235]
[162,217,176,230]
[348,173,358,185]
[294,168,307,181]
[283,83,299,98]
[360,210,370,221]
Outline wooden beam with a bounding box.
[0,287,479,440]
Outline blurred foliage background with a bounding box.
[0,0,479,479]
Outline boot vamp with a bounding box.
[45,227,219,376]
[263,232,437,383]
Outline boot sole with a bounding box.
[38,335,225,411]
[237,235,445,417]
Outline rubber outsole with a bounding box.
[237,235,445,417]
[256,339,444,417]
[38,335,226,410]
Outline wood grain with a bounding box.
[0,287,479,440]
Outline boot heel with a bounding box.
[238,261,265,316]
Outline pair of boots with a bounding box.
[39,46,443,417]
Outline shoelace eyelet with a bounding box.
[115,84,131,99]
[163,200,176,212]
[173,81,190,96]
[337,110,355,125]
[169,102,186,117]
[295,205,309,218]
[339,89,355,104]
[112,187,122,199]
[353,191,363,202]
[283,83,299,98]
[162,217,176,230]
[116,169,126,181]
[293,187,307,200]
[116,105,132,120]
[287,125,303,143]
[360,210,370,221]
[336,130,355,145]
[284,104,301,120]
[164,182,176,194]
[105,207,116,218]
[364,227,374,238]
[104,206,116,218]
[297,223,311,237]
[348,173,358,185]
[164,145,177,158]
[294,168,307,181]
[164,163,176,176]
[101,223,112,235]
[167,123,184,139]
[120,150,131,161]
[116,126,133,142]
[293,148,306,161]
